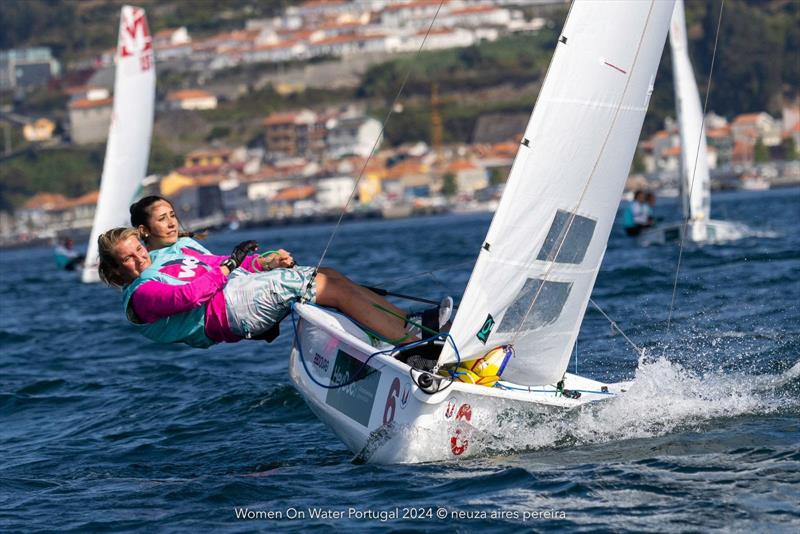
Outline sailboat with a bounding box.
[288,0,675,463]
[81,5,155,283]
[638,0,747,246]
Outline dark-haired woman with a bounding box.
[129,195,292,272]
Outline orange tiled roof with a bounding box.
[167,89,214,101]
[385,159,425,178]
[59,191,99,209]
[417,28,456,36]
[639,139,655,151]
[384,0,446,13]
[661,145,681,157]
[449,5,497,15]
[254,40,299,51]
[69,97,113,110]
[263,111,306,126]
[311,34,361,45]
[706,125,731,138]
[301,0,347,8]
[732,140,754,156]
[273,185,316,201]
[155,28,181,38]
[22,192,68,210]
[447,159,478,172]
[733,112,762,124]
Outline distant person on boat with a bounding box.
[644,191,657,226]
[622,190,653,236]
[96,227,448,348]
[54,237,85,271]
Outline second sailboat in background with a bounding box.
[639,0,751,246]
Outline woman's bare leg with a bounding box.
[318,267,408,319]
[314,270,409,341]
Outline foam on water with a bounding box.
[389,355,799,464]
[495,356,798,454]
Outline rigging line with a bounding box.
[588,298,645,357]
[664,0,725,341]
[510,0,658,345]
[372,259,475,286]
[309,0,446,279]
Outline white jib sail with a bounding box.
[671,0,710,222]
[82,5,155,283]
[437,0,675,385]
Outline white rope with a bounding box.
[589,298,645,357]
[310,1,446,278]
[664,0,725,340]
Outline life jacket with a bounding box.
[622,203,636,228]
[150,236,212,260]
[121,239,215,348]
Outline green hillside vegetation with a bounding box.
[0,148,103,211]
[363,0,799,141]
[0,137,182,211]
[359,31,557,100]
[1,0,796,210]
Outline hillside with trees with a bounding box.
[1,0,797,210]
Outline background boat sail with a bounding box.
[81,5,155,283]
[673,0,711,229]
[638,0,749,246]
[289,0,676,463]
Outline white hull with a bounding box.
[740,178,770,191]
[637,218,751,246]
[288,303,627,464]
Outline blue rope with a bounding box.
[290,303,463,390]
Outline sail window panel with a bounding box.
[536,209,597,264]
[496,278,572,333]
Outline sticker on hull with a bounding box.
[325,349,381,427]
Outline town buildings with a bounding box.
[0,48,61,91]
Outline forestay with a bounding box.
[670,0,711,222]
[437,0,675,385]
[82,5,155,283]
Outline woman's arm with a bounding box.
[130,268,228,323]
[180,246,294,273]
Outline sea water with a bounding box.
[1,188,798,532]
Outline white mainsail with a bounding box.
[437,0,674,385]
[670,0,710,222]
[82,5,155,283]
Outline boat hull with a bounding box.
[638,219,751,246]
[288,303,625,463]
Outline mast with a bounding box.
[437,0,675,385]
[82,5,155,283]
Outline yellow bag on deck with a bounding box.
[451,345,514,387]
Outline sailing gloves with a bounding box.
[221,240,258,272]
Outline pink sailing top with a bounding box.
[130,246,263,343]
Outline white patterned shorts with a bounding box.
[223,266,317,338]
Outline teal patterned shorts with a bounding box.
[223,266,317,338]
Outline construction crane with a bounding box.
[430,82,444,160]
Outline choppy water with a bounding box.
[1,188,798,532]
